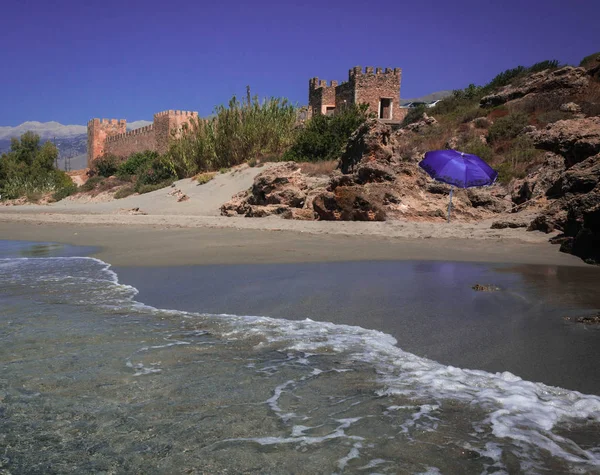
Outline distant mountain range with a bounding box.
[0,120,152,170]
[400,90,453,106]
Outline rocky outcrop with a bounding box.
[222,120,509,222]
[403,113,438,133]
[220,162,326,218]
[511,152,566,204]
[480,66,590,107]
[529,154,600,264]
[527,117,600,167]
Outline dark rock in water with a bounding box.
[491,221,527,229]
[564,313,600,325]
[472,284,501,292]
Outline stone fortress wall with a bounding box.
[87,110,198,167]
[309,66,407,122]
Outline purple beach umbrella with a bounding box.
[419,149,498,222]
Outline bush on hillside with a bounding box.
[401,104,428,127]
[92,154,119,178]
[580,52,600,68]
[487,112,529,143]
[117,151,158,179]
[283,103,371,162]
[134,156,177,192]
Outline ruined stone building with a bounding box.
[87,110,198,166]
[308,66,406,121]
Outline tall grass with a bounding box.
[168,88,297,176]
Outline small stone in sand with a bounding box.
[472,284,501,292]
[564,313,600,325]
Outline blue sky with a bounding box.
[1,0,598,126]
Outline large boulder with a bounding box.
[339,118,395,174]
[404,113,438,133]
[220,162,324,217]
[528,153,600,264]
[312,186,387,221]
[527,117,600,168]
[480,66,590,107]
[511,152,566,203]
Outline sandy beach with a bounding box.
[0,165,590,267]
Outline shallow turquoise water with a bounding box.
[1,241,599,474]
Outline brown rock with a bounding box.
[511,152,565,203]
[339,119,395,174]
[404,113,438,133]
[527,117,600,168]
[480,66,590,107]
[466,188,509,213]
[490,220,527,229]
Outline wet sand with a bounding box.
[115,260,600,395]
[2,221,599,395]
[0,221,588,267]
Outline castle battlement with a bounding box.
[154,110,198,118]
[104,124,155,143]
[87,109,198,166]
[309,65,406,122]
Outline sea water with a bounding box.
[0,242,599,474]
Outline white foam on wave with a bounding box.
[6,255,600,470]
[210,315,600,468]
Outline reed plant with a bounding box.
[167,87,297,176]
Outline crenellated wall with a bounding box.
[87,110,198,165]
[308,66,407,121]
[104,124,156,159]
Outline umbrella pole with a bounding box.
[447,186,454,223]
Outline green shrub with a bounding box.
[487,112,529,143]
[79,175,103,192]
[0,132,73,201]
[116,151,157,179]
[401,104,429,127]
[528,60,560,73]
[461,139,493,163]
[503,136,540,169]
[580,52,600,68]
[114,186,136,199]
[134,157,177,192]
[283,103,370,162]
[92,154,119,177]
[52,182,77,201]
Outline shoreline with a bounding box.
[0,219,591,267]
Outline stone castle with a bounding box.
[87,110,198,166]
[87,66,404,166]
[308,66,406,121]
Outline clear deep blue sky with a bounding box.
[1,0,598,126]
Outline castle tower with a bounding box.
[308,66,405,121]
[350,66,403,120]
[87,118,127,166]
[153,110,199,154]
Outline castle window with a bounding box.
[325,106,336,116]
[379,98,392,119]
